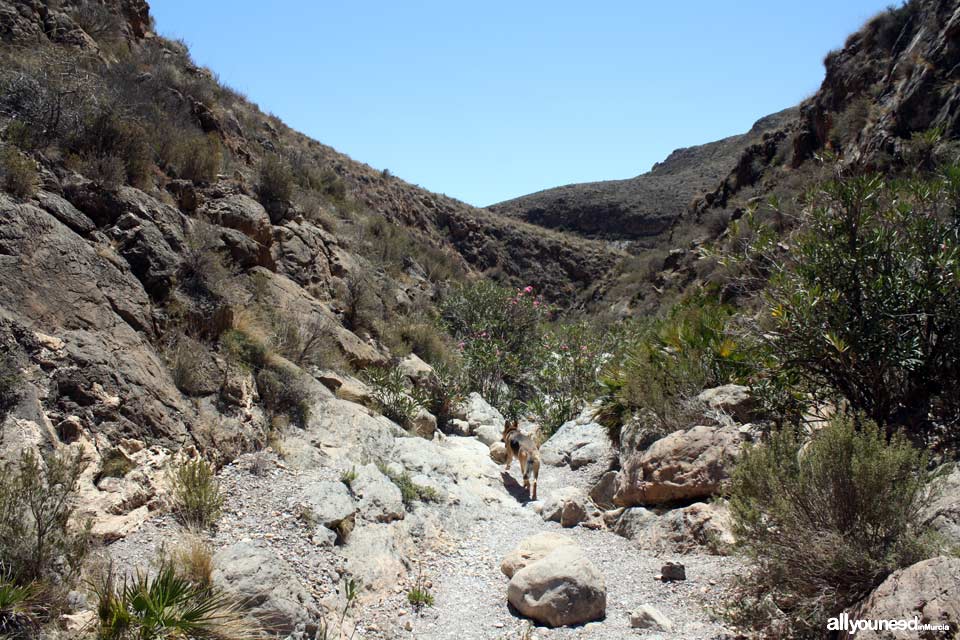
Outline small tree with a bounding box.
[0,449,90,585]
[757,172,960,438]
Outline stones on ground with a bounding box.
[489,441,507,464]
[846,556,960,639]
[445,418,472,436]
[697,384,755,422]
[614,424,743,506]
[630,604,674,631]
[540,486,603,529]
[612,502,735,554]
[213,541,318,635]
[660,562,686,581]
[474,423,502,446]
[539,407,615,471]
[506,544,607,627]
[501,532,577,578]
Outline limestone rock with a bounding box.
[697,384,755,422]
[506,545,606,627]
[846,556,960,639]
[630,605,674,631]
[352,464,404,524]
[614,424,743,506]
[213,542,318,634]
[540,407,615,471]
[501,532,577,578]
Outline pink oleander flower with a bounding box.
[533,300,541,307]
[524,286,533,293]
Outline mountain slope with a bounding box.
[489,108,796,244]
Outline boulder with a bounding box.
[589,470,618,509]
[630,605,674,631]
[540,408,615,471]
[614,424,742,506]
[474,423,502,446]
[397,353,433,385]
[489,441,507,464]
[213,542,317,635]
[660,562,686,581]
[845,556,960,639]
[501,532,577,578]
[540,487,603,528]
[923,464,960,546]
[507,545,607,627]
[300,480,356,531]
[452,393,504,432]
[612,507,658,540]
[410,407,437,439]
[445,418,472,436]
[203,194,273,247]
[351,464,404,523]
[697,384,755,422]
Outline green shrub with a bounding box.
[179,220,232,300]
[256,363,312,428]
[364,366,424,428]
[94,562,255,640]
[754,172,960,436]
[382,318,456,367]
[168,458,223,529]
[728,415,939,637]
[175,133,221,184]
[594,295,747,441]
[377,463,441,506]
[423,362,466,431]
[219,328,269,372]
[256,153,294,209]
[0,449,89,587]
[440,282,548,409]
[529,321,610,439]
[0,147,37,198]
[263,308,336,369]
[0,576,41,639]
[0,351,23,421]
[406,569,434,611]
[341,271,382,335]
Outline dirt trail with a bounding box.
[388,461,742,639]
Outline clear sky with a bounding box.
[150,0,891,207]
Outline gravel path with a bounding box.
[374,461,743,639]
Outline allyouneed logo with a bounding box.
[827,613,952,634]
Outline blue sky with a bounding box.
[150,1,891,207]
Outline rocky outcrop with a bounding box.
[612,502,735,554]
[500,532,577,578]
[923,464,960,546]
[614,424,743,506]
[505,543,607,627]
[846,556,960,639]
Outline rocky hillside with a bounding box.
[490,108,795,244]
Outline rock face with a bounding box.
[846,556,960,640]
[540,408,615,472]
[506,544,607,628]
[614,424,743,506]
